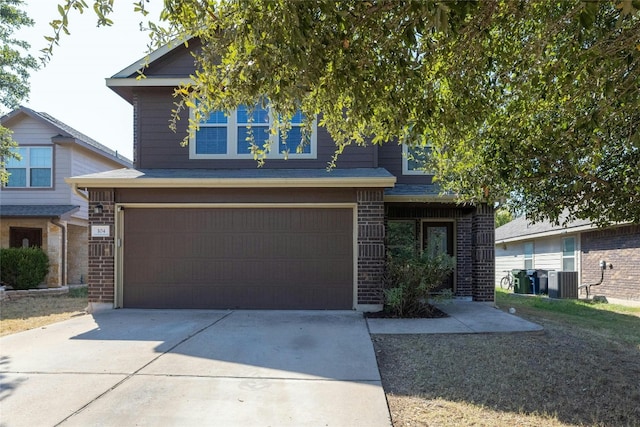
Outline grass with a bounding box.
[373,289,640,427]
[496,289,640,347]
[0,287,88,337]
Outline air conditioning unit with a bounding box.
[548,271,579,299]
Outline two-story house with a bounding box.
[1,107,131,287]
[67,39,495,312]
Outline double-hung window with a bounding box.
[402,143,433,175]
[524,242,534,269]
[190,104,317,159]
[5,146,53,188]
[562,237,576,271]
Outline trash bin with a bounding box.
[512,269,530,294]
[536,269,548,294]
[526,269,539,294]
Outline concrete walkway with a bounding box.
[367,300,543,334]
[0,310,390,427]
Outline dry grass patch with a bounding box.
[374,294,640,427]
[0,289,87,336]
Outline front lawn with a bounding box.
[373,289,640,426]
[0,287,88,336]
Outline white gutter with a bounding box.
[65,176,397,189]
[70,182,89,201]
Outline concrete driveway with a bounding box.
[0,310,390,427]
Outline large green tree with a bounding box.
[50,1,639,225]
[0,0,38,184]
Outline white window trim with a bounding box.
[189,107,318,160]
[402,143,433,175]
[562,236,576,272]
[524,241,534,269]
[5,146,53,188]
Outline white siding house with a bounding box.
[1,107,131,287]
[496,216,640,302]
[495,216,591,288]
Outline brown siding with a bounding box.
[581,224,640,301]
[122,207,354,309]
[378,143,435,185]
[134,88,375,169]
[134,39,201,77]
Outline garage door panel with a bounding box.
[125,283,352,310]
[123,207,353,309]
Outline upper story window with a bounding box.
[402,143,433,175]
[190,104,317,159]
[5,146,53,188]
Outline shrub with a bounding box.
[0,247,49,290]
[383,249,455,317]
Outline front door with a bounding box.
[422,222,454,291]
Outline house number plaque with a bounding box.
[91,225,110,237]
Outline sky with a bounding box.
[15,1,165,161]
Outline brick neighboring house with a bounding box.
[495,216,640,301]
[1,106,132,287]
[67,39,495,312]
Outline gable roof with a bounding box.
[110,36,192,79]
[495,214,594,243]
[1,106,132,167]
[106,37,195,104]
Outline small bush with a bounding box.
[383,249,455,317]
[0,247,49,290]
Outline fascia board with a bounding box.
[105,77,193,88]
[384,194,459,203]
[65,176,397,189]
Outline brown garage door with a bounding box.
[122,207,354,309]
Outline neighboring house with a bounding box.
[0,107,132,287]
[495,215,640,301]
[67,39,495,312]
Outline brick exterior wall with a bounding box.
[456,216,473,297]
[385,203,478,299]
[471,203,495,302]
[357,189,386,305]
[581,224,640,301]
[88,189,116,304]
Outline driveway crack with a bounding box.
[54,311,235,426]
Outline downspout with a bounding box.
[50,218,67,287]
[71,183,89,201]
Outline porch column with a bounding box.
[357,189,385,309]
[87,189,116,311]
[472,203,495,302]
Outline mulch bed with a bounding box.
[364,304,448,319]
